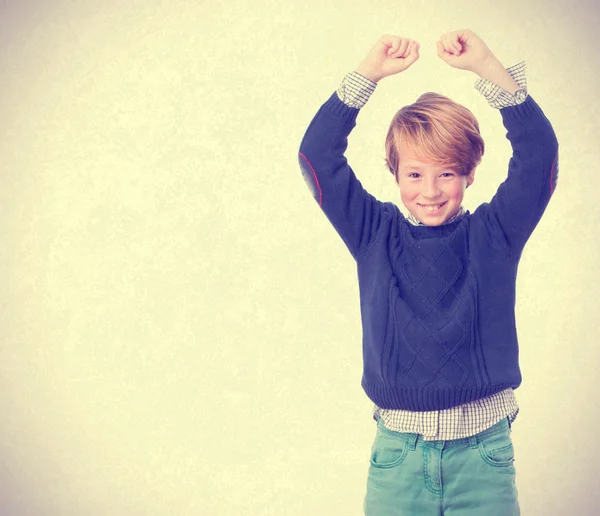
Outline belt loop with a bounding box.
[407,433,418,451]
[468,435,478,449]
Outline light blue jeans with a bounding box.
[364,417,519,515]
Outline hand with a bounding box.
[436,29,496,75]
[355,35,420,83]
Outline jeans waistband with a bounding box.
[377,416,511,451]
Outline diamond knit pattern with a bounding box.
[393,233,470,389]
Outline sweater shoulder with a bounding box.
[467,204,513,254]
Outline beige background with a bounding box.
[1,0,598,514]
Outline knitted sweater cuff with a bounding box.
[323,91,361,123]
[500,94,543,122]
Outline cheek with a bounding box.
[446,182,466,200]
[399,183,418,202]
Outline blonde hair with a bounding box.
[385,92,484,180]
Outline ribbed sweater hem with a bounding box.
[362,381,516,411]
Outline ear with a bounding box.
[466,170,475,188]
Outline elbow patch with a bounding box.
[550,151,559,195]
[298,152,322,206]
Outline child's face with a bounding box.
[396,152,474,226]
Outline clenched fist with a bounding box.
[436,29,497,75]
[355,35,420,83]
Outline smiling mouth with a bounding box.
[418,202,447,213]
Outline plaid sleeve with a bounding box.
[474,61,528,109]
[336,71,377,109]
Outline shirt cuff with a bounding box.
[336,71,377,109]
[474,61,528,109]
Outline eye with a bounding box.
[440,172,455,178]
[408,172,421,178]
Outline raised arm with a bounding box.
[437,29,559,253]
[437,29,521,94]
[298,35,419,259]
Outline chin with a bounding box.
[409,209,452,226]
[410,202,460,226]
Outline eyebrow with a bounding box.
[402,164,453,171]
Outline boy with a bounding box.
[297,30,558,515]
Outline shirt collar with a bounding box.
[406,206,466,226]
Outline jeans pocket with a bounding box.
[477,425,515,467]
[369,425,410,469]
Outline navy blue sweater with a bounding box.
[298,92,559,411]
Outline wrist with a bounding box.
[354,63,381,83]
[472,55,502,79]
[473,56,520,95]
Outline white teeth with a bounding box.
[423,204,443,212]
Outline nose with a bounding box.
[422,178,441,199]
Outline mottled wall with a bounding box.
[1,0,598,514]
